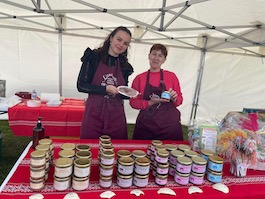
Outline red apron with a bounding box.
[133,70,183,140]
[80,60,127,139]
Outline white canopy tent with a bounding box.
[0,0,265,125]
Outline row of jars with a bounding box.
[30,138,54,191]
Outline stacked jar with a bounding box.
[35,143,51,181]
[30,150,46,191]
[155,149,169,186]
[72,143,91,191]
[132,150,149,188]
[98,135,115,188]
[189,156,207,185]
[117,156,134,188]
[206,155,223,183]
[37,138,54,180]
[53,143,76,191]
[149,140,163,174]
[174,144,192,185]
[169,150,184,176]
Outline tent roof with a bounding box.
[1,0,265,56]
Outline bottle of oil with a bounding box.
[32,117,45,149]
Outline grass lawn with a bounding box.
[0,120,188,185]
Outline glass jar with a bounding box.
[155,149,169,164]
[99,174,112,188]
[176,156,192,174]
[191,156,207,173]
[30,150,46,167]
[54,157,73,178]
[74,158,91,178]
[189,171,204,185]
[151,140,163,152]
[30,176,45,192]
[133,173,149,187]
[30,164,46,179]
[184,150,199,159]
[72,176,89,191]
[170,150,184,165]
[174,171,189,185]
[132,150,146,159]
[117,157,134,175]
[177,144,191,152]
[53,176,71,191]
[101,151,115,166]
[134,157,151,175]
[117,173,133,188]
[76,144,91,152]
[200,149,214,161]
[58,149,75,160]
[99,162,114,176]
[208,155,223,172]
[60,143,76,151]
[156,162,169,175]
[155,174,168,186]
[76,150,92,160]
[206,168,222,183]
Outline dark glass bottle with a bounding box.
[32,117,45,149]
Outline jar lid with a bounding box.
[177,156,192,165]
[175,171,189,177]
[151,140,163,146]
[207,168,223,175]
[156,174,168,179]
[184,150,198,158]
[100,140,112,147]
[118,157,134,166]
[157,162,169,168]
[170,150,185,157]
[76,144,91,151]
[38,138,52,145]
[132,150,146,158]
[155,144,166,151]
[165,144,178,151]
[58,149,75,158]
[76,150,92,159]
[201,149,214,156]
[99,162,114,169]
[134,173,149,178]
[30,150,46,158]
[74,158,91,167]
[55,157,73,167]
[156,149,169,157]
[177,144,191,151]
[117,150,131,158]
[117,173,133,179]
[100,174,113,180]
[101,145,114,152]
[135,157,150,165]
[35,144,50,151]
[30,164,46,170]
[190,171,205,176]
[60,143,75,150]
[209,155,223,164]
[192,156,207,165]
[102,150,115,158]
[99,135,111,142]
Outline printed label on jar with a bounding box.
[117,176,133,188]
[133,176,148,187]
[74,166,90,178]
[99,179,112,188]
[101,157,114,165]
[176,164,191,174]
[72,179,89,191]
[192,163,206,173]
[155,177,167,185]
[54,166,73,178]
[118,164,134,175]
[208,161,223,172]
[189,173,204,185]
[174,173,189,185]
[155,156,168,164]
[53,179,70,191]
[30,181,44,191]
[207,172,222,183]
[156,167,169,175]
[134,164,150,175]
[100,167,113,176]
[31,158,46,166]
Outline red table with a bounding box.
[8,98,85,137]
[0,139,265,199]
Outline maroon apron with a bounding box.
[80,60,128,139]
[133,70,183,140]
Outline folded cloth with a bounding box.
[0,95,22,112]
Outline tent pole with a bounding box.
[189,35,207,126]
[58,17,63,96]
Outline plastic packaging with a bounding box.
[31,90,37,100]
[32,117,45,149]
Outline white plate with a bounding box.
[117,86,139,98]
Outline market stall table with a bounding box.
[1,139,265,199]
[8,98,85,137]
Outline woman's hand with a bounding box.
[106,85,119,95]
[168,88,178,102]
[148,96,169,106]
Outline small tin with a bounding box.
[117,150,131,159]
[117,173,133,188]
[165,144,178,152]
[58,149,75,160]
[134,157,151,175]
[54,157,73,178]
[101,151,115,166]
[76,150,92,160]
[35,144,50,158]
[177,144,191,152]
[72,176,89,191]
[170,150,184,165]
[174,171,189,185]
[99,162,114,176]
[151,140,163,152]
[99,135,111,143]
[30,176,45,192]
[208,156,223,172]
[161,91,171,100]
[189,171,204,185]
[76,144,91,152]
[74,158,91,178]
[185,150,199,158]
[118,157,134,175]
[133,173,149,187]
[155,149,169,164]
[201,149,214,161]
[176,156,192,174]
[207,169,222,183]
[191,156,207,173]
[30,150,46,167]
[60,143,76,151]
[156,162,169,175]
[155,174,168,186]
[132,150,146,159]
[30,164,46,179]
[99,174,112,188]
[53,175,71,191]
